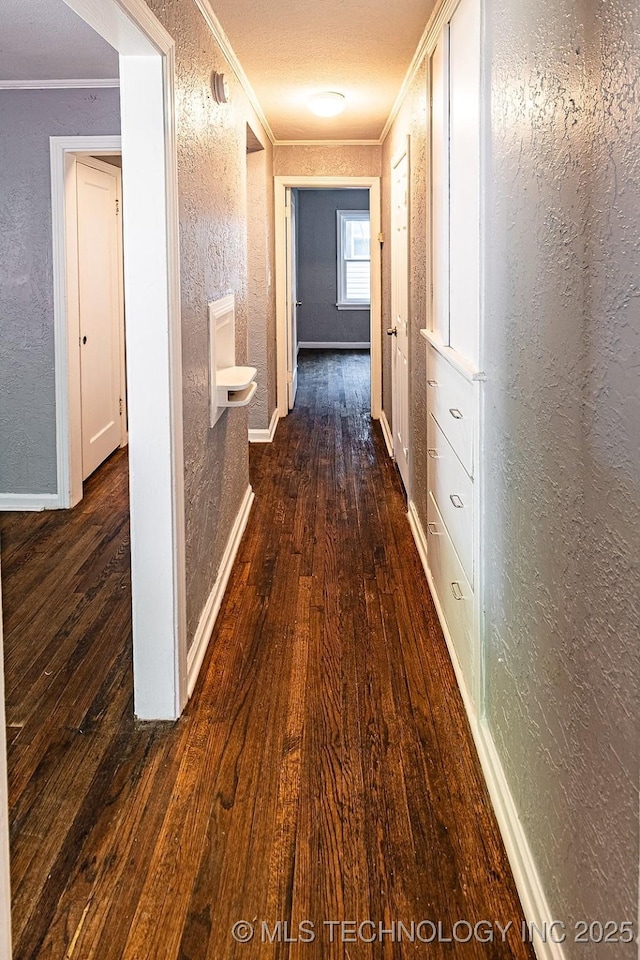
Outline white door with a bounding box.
[390,146,410,493]
[285,188,299,409]
[76,159,124,480]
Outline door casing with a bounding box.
[274,176,382,419]
[55,148,128,492]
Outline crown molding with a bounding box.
[274,139,383,147]
[0,78,119,90]
[192,0,276,145]
[379,0,459,143]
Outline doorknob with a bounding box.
[386,327,397,336]
[295,300,302,306]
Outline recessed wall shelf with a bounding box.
[208,294,257,426]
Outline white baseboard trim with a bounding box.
[0,493,61,512]
[187,485,255,697]
[248,407,279,443]
[407,500,564,960]
[298,341,371,349]
[379,409,394,458]
[475,722,566,960]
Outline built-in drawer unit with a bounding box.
[427,414,474,585]
[427,345,474,476]
[426,491,474,692]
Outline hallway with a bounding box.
[4,352,532,958]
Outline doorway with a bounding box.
[66,151,127,485]
[274,176,382,420]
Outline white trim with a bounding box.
[336,208,371,309]
[379,409,394,458]
[380,0,463,144]
[187,486,255,696]
[298,341,370,350]
[192,0,275,145]
[51,136,124,509]
[0,493,61,512]
[407,501,565,960]
[0,78,119,90]
[274,139,383,147]
[248,407,280,443]
[475,721,566,960]
[274,176,382,421]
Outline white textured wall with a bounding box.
[273,144,381,178]
[483,0,640,948]
[145,0,274,646]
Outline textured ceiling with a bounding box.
[0,0,434,142]
[210,0,435,141]
[0,0,119,81]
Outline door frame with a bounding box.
[49,0,187,722]
[285,187,299,409]
[274,176,382,419]
[51,139,127,500]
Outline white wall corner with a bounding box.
[187,485,255,696]
[407,500,566,960]
[248,408,279,444]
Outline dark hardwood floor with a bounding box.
[1,350,533,959]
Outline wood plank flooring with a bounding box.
[1,350,534,959]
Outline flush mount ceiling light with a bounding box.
[307,91,346,118]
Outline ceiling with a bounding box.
[211,0,435,141]
[0,0,118,82]
[0,0,435,142]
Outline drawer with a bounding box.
[427,346,474,476]
[426,491,474,694]
[428,414,474,585]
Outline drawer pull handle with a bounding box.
[449,407,463,419]
[450,494,464,509]
[427,379,438,387]
[427,522,441,535]
[427,448,439,459]
[451,581,464,601]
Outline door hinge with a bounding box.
[115,198,120,215]
[119,397,123,415]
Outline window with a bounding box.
[337,209,371,309]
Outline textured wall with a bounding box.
[297,189,370,344]
[381,60,428,519]
[145,0,274,646]
[246,139,276,430]
[484,0,640,948]
[273,144,381,179]
[0,89,121,494]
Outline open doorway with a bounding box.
[51,144,128,496]
[274,176,382,421]
[296,189,372,353]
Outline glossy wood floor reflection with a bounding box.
[2,351,533,959]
